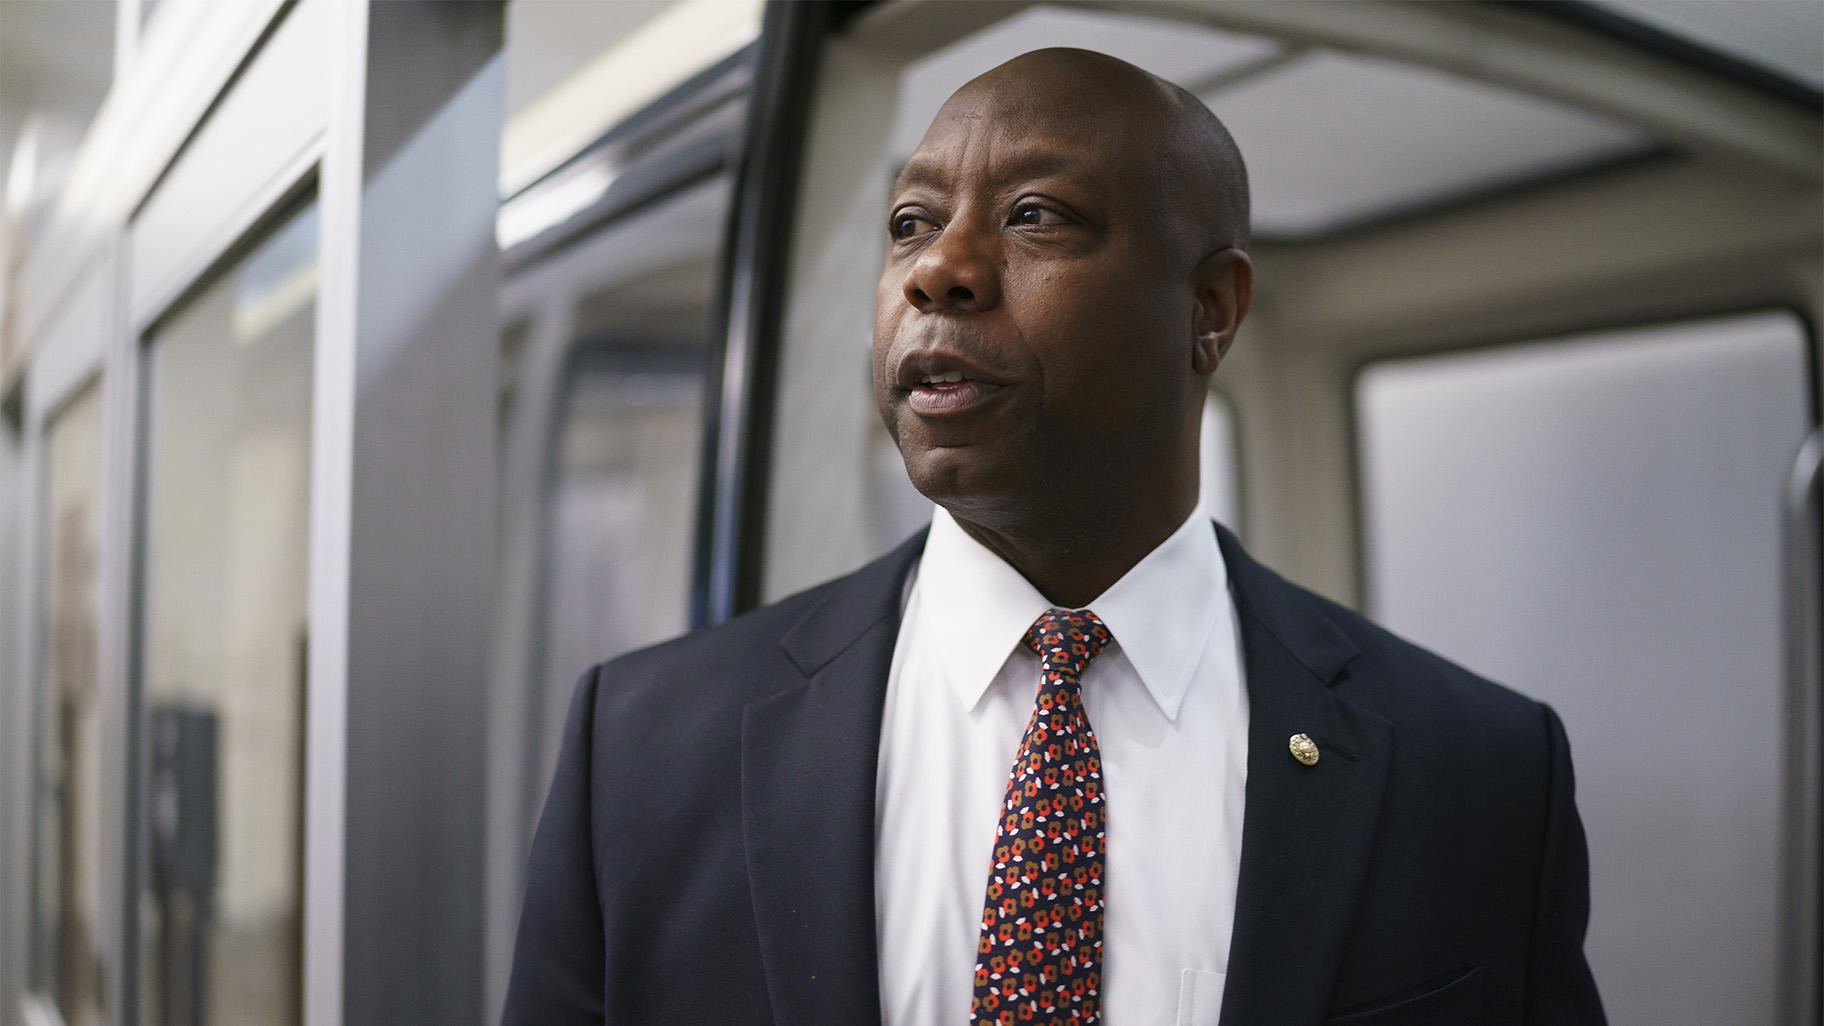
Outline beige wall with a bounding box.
[1232,151,1822,603]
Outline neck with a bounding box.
[945,483,1199,608]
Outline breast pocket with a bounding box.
[1320,964,1484,1025]
[1176,969,1226,1026]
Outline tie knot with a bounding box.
[1023,608,1112,678]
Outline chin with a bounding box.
[901,441,1018,510]
[901,440,976,499]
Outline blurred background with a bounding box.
[0,1,1818,1025]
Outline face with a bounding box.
[872,75,1206,519]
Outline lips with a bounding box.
[908,377,1004,416]
[895,350,1010,418]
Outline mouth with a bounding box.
[907,376,1005,417]
[895,351,1011,419]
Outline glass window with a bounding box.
[29,378,107,1026]
[1355,310,1812,1026]
[521,175,730,818]
[135,197,317,1026]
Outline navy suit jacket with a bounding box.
[502,522,1606,1025]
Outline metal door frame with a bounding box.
[4,2,508,1024]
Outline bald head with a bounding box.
[938,47,1250,253]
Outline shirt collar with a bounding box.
[912,498,1227,722]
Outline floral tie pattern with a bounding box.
[970,608,1112,1025]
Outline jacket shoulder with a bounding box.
[1294,582,1554,761]
[574,530,923,716]
[600,573,840,678]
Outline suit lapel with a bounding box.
[1214,522,1393,1026]
[741,531,925,1025]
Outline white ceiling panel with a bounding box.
[1597,0,1824,91]
[891,4,1279,158]
[1204,51,1656,239]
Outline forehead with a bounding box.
[893,84,1159,194]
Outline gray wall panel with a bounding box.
[1358,310,1812,1026]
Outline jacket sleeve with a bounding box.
[1525,701,1607,1024]
[502,665,607,1026]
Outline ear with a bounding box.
[1190,247,1253,376]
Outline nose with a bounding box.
[901,216,1002,314]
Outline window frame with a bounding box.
[21,368,108,1026]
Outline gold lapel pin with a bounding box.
[1288,733,1320,766]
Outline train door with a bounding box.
[6,2,509,1023]
[761,2,1823,1023]
[2,4,329,1025]
[123,8,328,1025]
[16,272,115,1026]
[486,1,759,1016]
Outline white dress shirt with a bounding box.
[874,499,1249,1026]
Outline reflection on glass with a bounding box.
[546,342,703,662]
[136,198,317,1026]
[30,379,107,1026]
[527,178,727,806]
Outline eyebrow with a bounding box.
[891,148,1092,196]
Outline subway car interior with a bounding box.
[0,1,1820,1024]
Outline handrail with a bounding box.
[1781,425,1824,1026]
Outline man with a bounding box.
[503,48,1605,1025]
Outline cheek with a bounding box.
[1009,266,1180,421]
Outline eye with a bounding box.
[890,210,935,240]
[1010,202,1067,227]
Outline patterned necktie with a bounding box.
[971,608,1113,1025]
